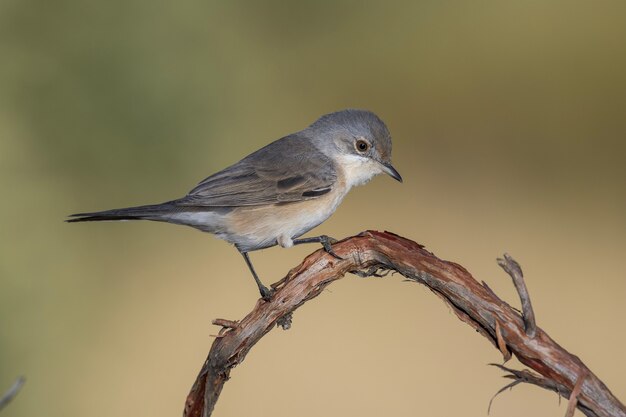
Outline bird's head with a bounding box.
[306,109,402,188]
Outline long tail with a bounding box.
[67,201,180,223]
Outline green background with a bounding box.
[1,1,625,416]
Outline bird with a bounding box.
[68,109,402,299]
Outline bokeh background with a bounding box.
[1,1,625,416]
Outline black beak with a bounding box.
[381,162,403,183]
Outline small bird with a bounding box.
[68,109,402,299]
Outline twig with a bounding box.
[0,377,25,411]
[486,364,598,416]
[566,372,589,417]
[488,379,522,414]
[211,318,238,329]
[497,253,537,337]
[494,319,512,362]
[490,364,568,397]
[184,231,625,417]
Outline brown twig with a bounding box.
[0,376,25,412]
[488,364,576,414]
[184,231,625,417]
[494,319,512,362]
[497,253,537,337]
[567,372,590,417]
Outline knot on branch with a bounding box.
[276,312,293,330]
[350,265,391,278]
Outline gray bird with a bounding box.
[68,109,402,299]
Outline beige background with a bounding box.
[1,2,625,416]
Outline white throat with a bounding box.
[335,154,382,190]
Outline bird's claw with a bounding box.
[259,285,274,301]
[320,235,343,260]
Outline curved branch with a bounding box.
[183,231,625,417]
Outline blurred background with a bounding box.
[1,1,625,416]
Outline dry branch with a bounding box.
[497,253,537,337]
[184,231,625,417]
[0,377,25,412]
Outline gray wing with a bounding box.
[179,135,337,207]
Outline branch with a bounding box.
[0,377,25,412]
[497,253,537,337]
[184,231,625,417]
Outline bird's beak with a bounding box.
[380,162,403,183]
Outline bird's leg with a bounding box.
[240,251,273,300]
[292,235,343,259]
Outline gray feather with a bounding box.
[179,134,337,207]
[67,201,181,222]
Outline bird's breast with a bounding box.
[225,182,348,251]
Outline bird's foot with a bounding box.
[319,235,343,260]
[259,284,274,301]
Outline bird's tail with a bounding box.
[67,201,180,223]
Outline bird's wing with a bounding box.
[179,135,337,207]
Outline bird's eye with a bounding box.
[355,139,369,152]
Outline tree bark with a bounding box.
[183,231,625,417]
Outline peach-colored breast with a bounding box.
[225,175,348,251]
